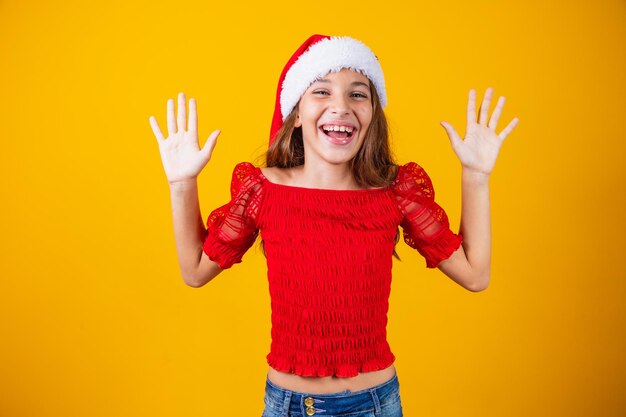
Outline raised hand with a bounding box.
[149,92,220,184]
[439,87,519,176]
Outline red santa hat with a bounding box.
[269,34,387,147]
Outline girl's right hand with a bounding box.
[149,92,220,184]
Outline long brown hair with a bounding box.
[253,77,403,261]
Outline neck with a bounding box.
[295,160,361,190]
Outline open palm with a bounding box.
[440,87,519,176]
[149,92,220,184]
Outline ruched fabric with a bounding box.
[203,161,463,377]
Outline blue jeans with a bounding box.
[261,372,403,417]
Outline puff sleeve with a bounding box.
[202,162,264,270]
[392,162,463,268]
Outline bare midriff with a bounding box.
[266,364,397,394]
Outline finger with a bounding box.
[479,87,493,126]
[467,89,477,126]
[201,129,221,160]
[177,92,186,132]
[189,98,198,135]
[440,121,463,148]
[489,96,505,130]
[167,98,176,136]
[149,116,165,142]
[498,117,520,140]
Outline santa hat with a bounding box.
[269,34,387,147]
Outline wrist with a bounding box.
[169,177,198,190]
[462,168,490,184]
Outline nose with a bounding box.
[330,94,351,115]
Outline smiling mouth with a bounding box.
[319,126,356,139]
[319,126,357,145]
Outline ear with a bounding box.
[294,114,302,128]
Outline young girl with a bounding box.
[149,34,519,417]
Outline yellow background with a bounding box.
[1,0,624,416]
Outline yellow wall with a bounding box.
[1,0,624,416]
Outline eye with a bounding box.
[313,90,368,99]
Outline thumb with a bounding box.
[201,129,220,161]
[439,121,462,147]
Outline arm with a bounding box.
[149,91,222,287]
[437,87,519,292]
[169,179,222,287]
[437,170,490,292]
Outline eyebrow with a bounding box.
[314,78,370,89]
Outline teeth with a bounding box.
[322,125,354,133]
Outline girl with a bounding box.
[149,34,519,417]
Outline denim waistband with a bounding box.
[264,372,399,416]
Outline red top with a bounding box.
[202,161,463,377]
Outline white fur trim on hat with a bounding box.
[280,36,387,122]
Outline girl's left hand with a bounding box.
[439,87,519,177]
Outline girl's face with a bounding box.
[294,68,373,166]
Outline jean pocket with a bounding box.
[263,392,284,413]
[261,403,282,417]
[379,391,403,417]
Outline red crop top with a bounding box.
[202,161,463,377]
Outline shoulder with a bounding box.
[393,161,431,184]
[397,160,430,178]
[259,166,288,185]
[391,161,434,199]
[259,165,303,187]
[235,163,306,187]
[228,161,265,196]
[232,161,260,179]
